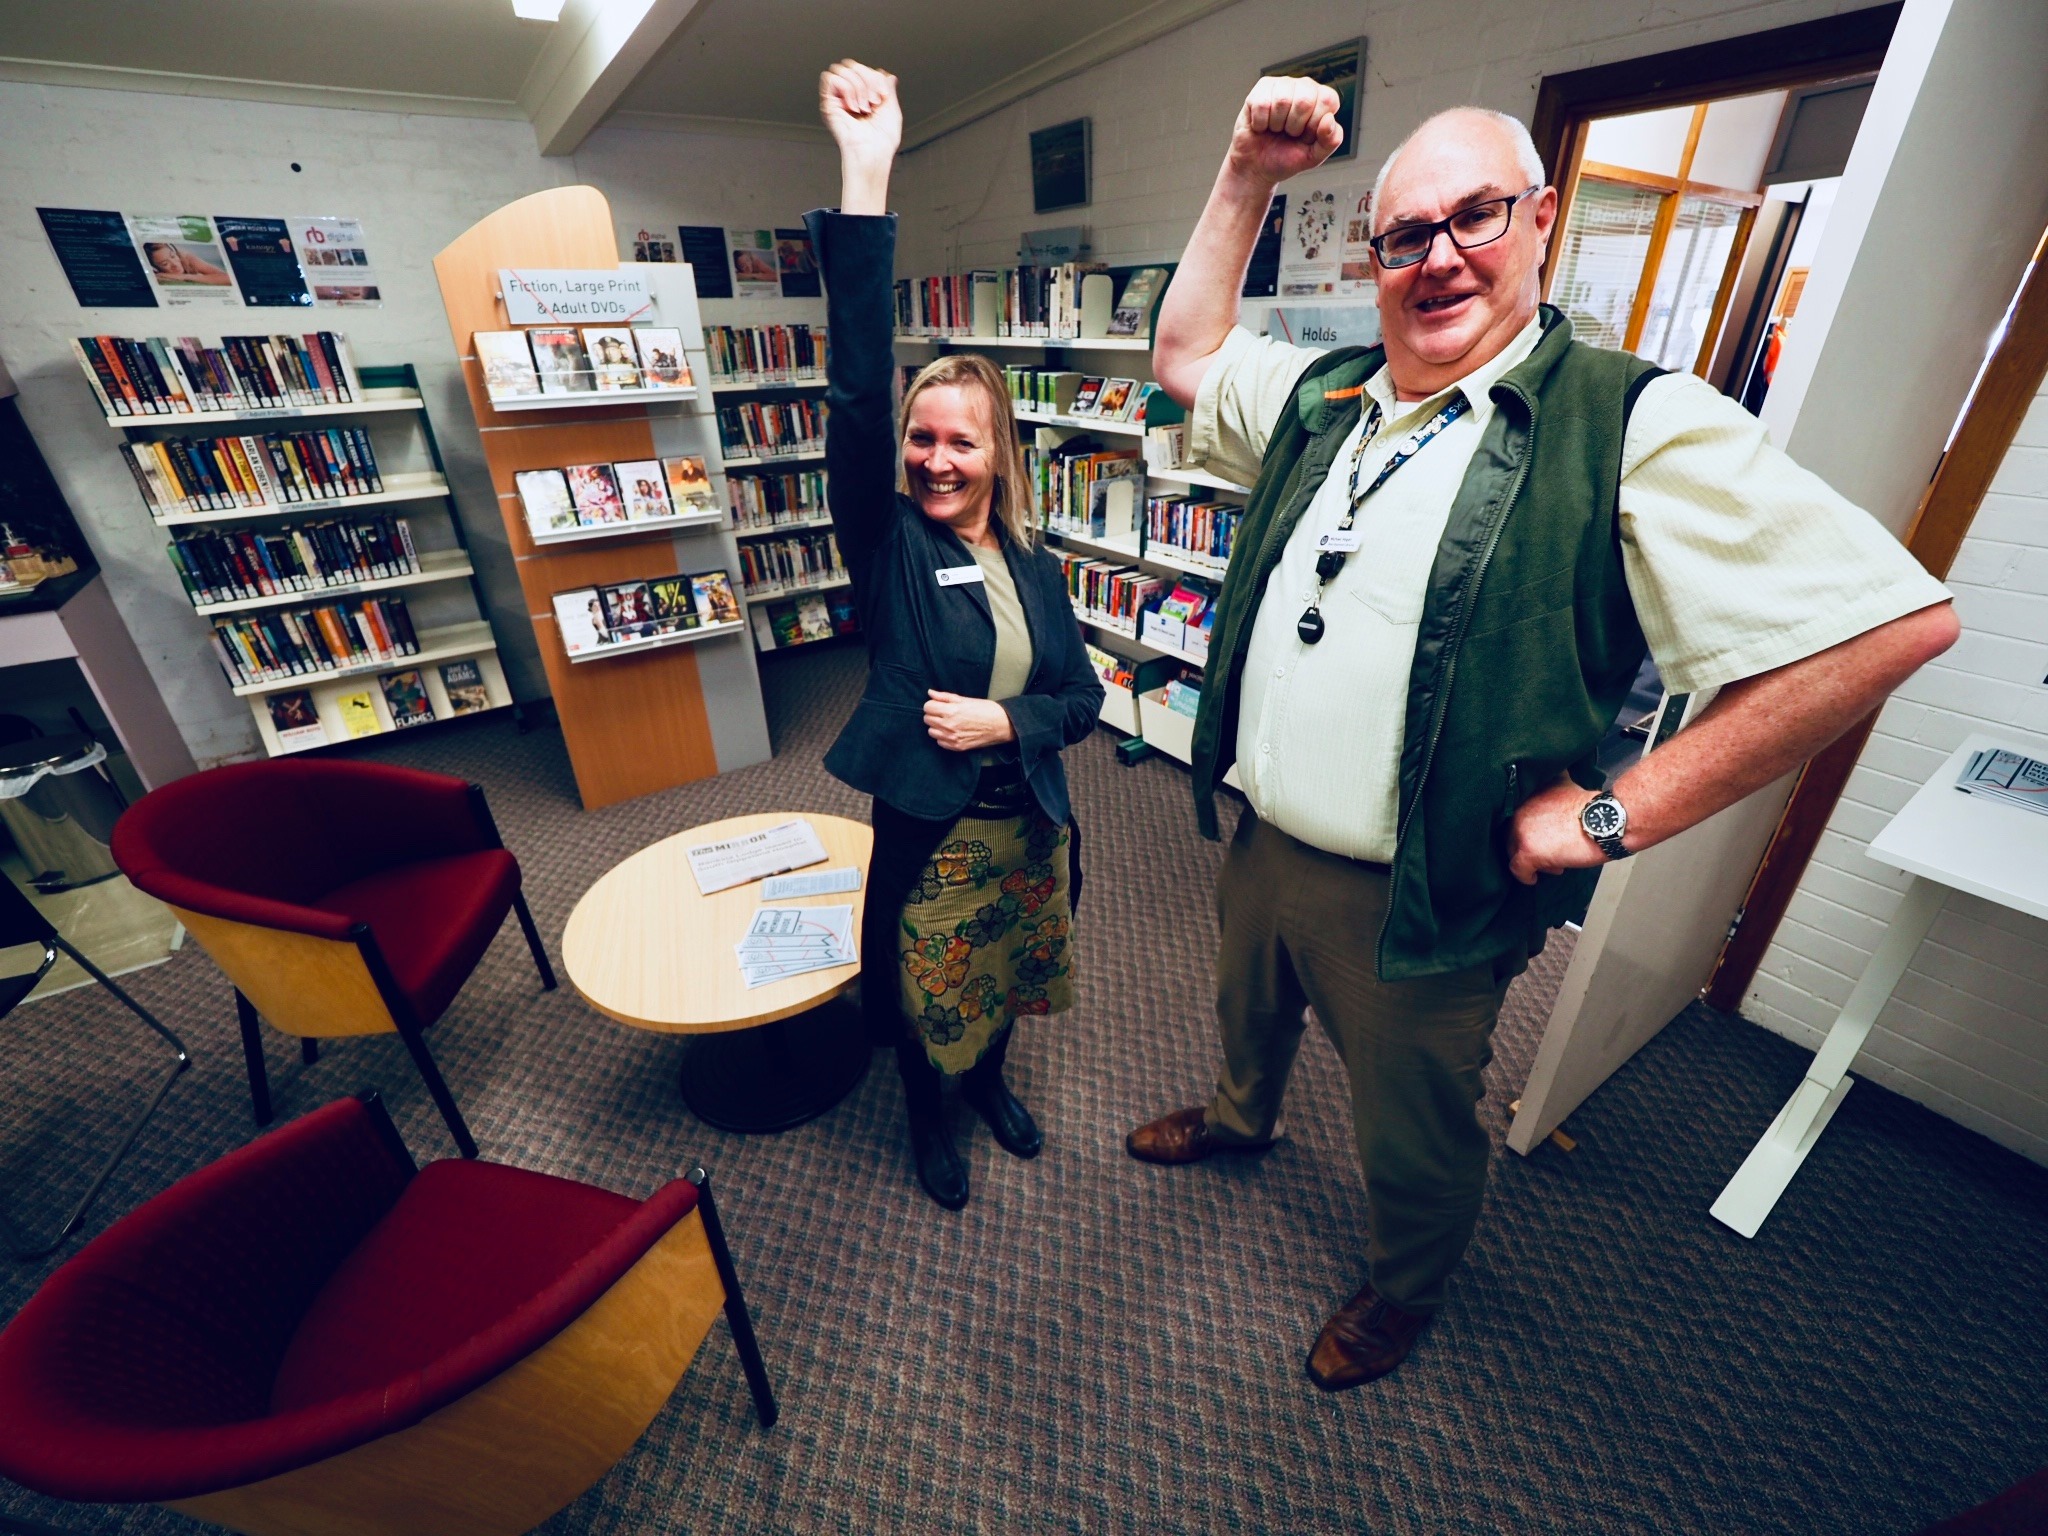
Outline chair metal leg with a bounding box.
[393,1023,478,1159]
[512,892,556,992]
[235,989,272,1127]
[2,941,190,1262]
[301,1037,320,1065]
[688,1167,777,1429]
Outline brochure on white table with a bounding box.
[685,817,827,895]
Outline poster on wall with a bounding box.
[677,225,732,298]
[293,216,382,306]
[37,208,157,307]
[1261,37,1366,162]
[633,229,677,262]
[1242,194,1286,299]
[1337,187,1376,297]
[774,228,819,298]
[215,216,312,307]
[127,213,241,305]
[726,229,781,299]
[1278,186,1342,298]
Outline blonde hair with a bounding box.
[899,352,1035,548]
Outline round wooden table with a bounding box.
[563,811,873,1133]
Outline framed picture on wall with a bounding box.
[1030,119,1091,213]
[1262,37,1367,162]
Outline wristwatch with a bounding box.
[1579,792,1632,860]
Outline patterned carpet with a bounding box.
[2,641,2044,1535]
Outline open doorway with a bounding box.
[1540,70,1876,787]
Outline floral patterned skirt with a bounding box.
[898,809,1074,1075]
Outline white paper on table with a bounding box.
[686,818,829,895]
[735,903,855,986]
[761,865,863,899]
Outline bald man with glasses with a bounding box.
[1128,79,1958,1388]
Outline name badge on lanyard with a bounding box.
[1314,528,1365,553]
[935,564,985,587]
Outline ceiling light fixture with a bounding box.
[512,0,566,19]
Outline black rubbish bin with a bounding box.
[0,732,125,891]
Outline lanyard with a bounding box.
[1297,392,1471,645]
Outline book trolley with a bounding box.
[79,342,515,758]
[433,186,769,811]
[895,257,1240,786]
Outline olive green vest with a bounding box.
[1189,306,1663,980]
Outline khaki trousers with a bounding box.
[1205,811,1513,1312]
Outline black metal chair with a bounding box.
[0,874,189,1260]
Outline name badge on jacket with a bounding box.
[935,564,985,587]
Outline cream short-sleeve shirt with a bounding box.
[1189,321,1952,863]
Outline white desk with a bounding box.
[1711,732,2048,1236]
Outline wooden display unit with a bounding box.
[433,186,768,810]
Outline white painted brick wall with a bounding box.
[1751,378,2048,1166]
[0,83,835,764]
[891,0,1868,274]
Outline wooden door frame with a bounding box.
[1705,239,2048,1010]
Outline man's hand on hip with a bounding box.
[1506,775,1605,886]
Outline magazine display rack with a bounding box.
[88,353,512,757]
[433,185,769,811]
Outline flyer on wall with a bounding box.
[726,228,781,299]
[1338,186,1376,297]
[126,213,241,305]
[1276,186,1341,299]
[215,216,312,307]
[294,216,382,305]
[37,208,158,308]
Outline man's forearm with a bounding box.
[1153,164,1276,406]
[1615,602,1961,849]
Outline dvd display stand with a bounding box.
[434,186,770,811]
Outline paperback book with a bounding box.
[335,690,381,738]
[440,658,490,714]
[266,690,326,751]
[378,669,435,729]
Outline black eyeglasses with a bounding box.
[1368,187,1540,269]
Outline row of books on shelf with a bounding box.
[1029,443,1142,534]
[1145,493,1242,569]
[513,455,717,536]
[1057,549,1220,659]
[704,324,827,385]
[752,589,857,651]
[120,426,386,518]
[1086,642,1137,693]
[209,594,421,687]
[727,467,827,531]
[895,265,1167,340]
[718,399,826,460]
[74,332,364,417]
[476,326,692,403]
[551,570,742,658]
[1008,368,1161,423]
[169,513,419,608]
[266,661,492,753]
[735,530,845,596]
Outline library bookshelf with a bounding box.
[434,184,769,811]
[87,352,514,758]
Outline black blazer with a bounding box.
[804,208,1102,825]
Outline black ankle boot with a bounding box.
[896,1040,968,1209]
[961,1028,1042,1159]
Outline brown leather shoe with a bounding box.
[1304,1285,1432,1390]
[1124,1106,1274,1165]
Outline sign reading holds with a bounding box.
[497,268,653,325]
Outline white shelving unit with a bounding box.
[95,357,513,756]
[565,617,748,663]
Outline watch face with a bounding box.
[1582,797,1625,839]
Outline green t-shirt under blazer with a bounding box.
[1189,305,1664,981]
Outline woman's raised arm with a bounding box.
[806,61,905,572]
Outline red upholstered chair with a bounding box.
[0,1093,776,1535]
[111,759,556,1158]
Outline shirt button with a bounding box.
[1260,743,1271,755]
[1273,666,1285,679]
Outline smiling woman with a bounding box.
[805,60,1103,1212]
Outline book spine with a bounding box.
[303,334,338,401]
[145,338,195,413]
[392,516,418,572]
[104,340,155,414]
[72,338,127,416]
[349,427,383,493]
